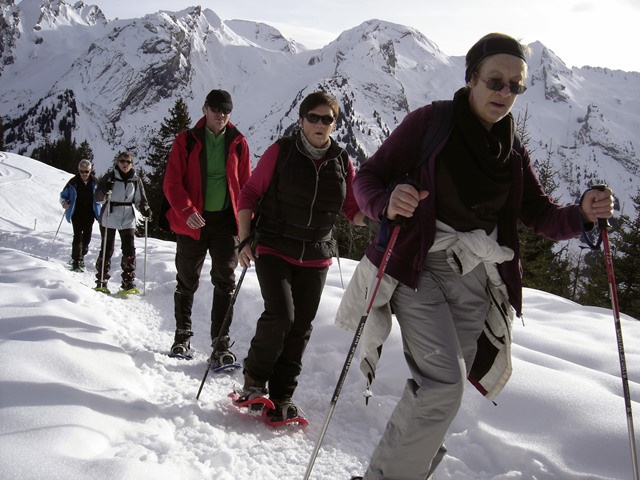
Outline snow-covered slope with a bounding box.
[1,152,640,479]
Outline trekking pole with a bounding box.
[599,216,639,480]
[45,211,66,260]
[196,265,248,400]
[303,223,402,480]
[142,217,148,296]
[98,192,111,289]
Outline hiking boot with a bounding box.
[209,335,235,366]
[170,341,191,357]
[266,398,300,422]
[170,329,193,356]
[95,280,108,290]
[234,386,269,404]
[208,350,237,368]
[121,280,136,291]
[71,260,82,271]
[233,372,268,410]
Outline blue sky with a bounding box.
[93,0,640,72]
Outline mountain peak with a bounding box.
[0,3,638,214]
[225,19,306,54]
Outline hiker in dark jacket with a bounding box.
[344,33,614,480]
[234,91,364,424]
[59,159,101,271]
[163,89,251,364]
[95,151,151,293]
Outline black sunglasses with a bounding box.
[481,78,527,95]
[118,159,133,165]
[79,170,91,174]
[304,113,335,125]
[210,105,232,115]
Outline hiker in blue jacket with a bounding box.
[344,32,614,480]
[59,159,101,271]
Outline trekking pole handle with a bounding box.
[590,184,610,229]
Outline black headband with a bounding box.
[465,37,527,82]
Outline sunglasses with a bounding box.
[481,78,527,95]
[210,105,232,115]
[79,170,91,174]
[118,160,133,165]
[304,113,335,125]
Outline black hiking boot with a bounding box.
[121,280,137,292]
[265,398,300,423]
[209,335,236,367]
[95,280,109,293]
[233,373,269,411]
[208,349,237,368]
[170,329,193,357]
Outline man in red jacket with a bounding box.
[163,89,251,365]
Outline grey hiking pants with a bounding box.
[364,250,488,480]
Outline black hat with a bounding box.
[206,89,233,111]
[465,36,527,83]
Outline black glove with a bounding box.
[105,180,115,192]
[141,205,152,219]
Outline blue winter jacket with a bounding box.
[59,174,101,222]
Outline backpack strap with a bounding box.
[370,100,455,242]
[414,100,455,172]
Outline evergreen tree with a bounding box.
[31,137,94,174]
[334,212,372,261]
[78,140,94,163]
[611,190,640,319]
[144,98,192,240]
[577,248,611,309]
[518,142,573,298]
[0,122,5,151]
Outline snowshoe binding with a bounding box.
[228,387,274,412]
[94,281,110,294]
[263,399,308,427]
[118,281,140,296]
[70,260,84,272]
[168,330,193,359]
[209,335,241,372]
[208,350,241,373]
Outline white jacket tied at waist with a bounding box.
[335,221,516,401]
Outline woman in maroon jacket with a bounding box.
[163,89,251,365]
[349,33,614,480]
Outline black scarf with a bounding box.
[435,88,514,232]
[116,165,135,181]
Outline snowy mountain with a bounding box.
[1,0,640,213]
[2,151,640,480]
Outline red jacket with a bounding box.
[163,117,251,239]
